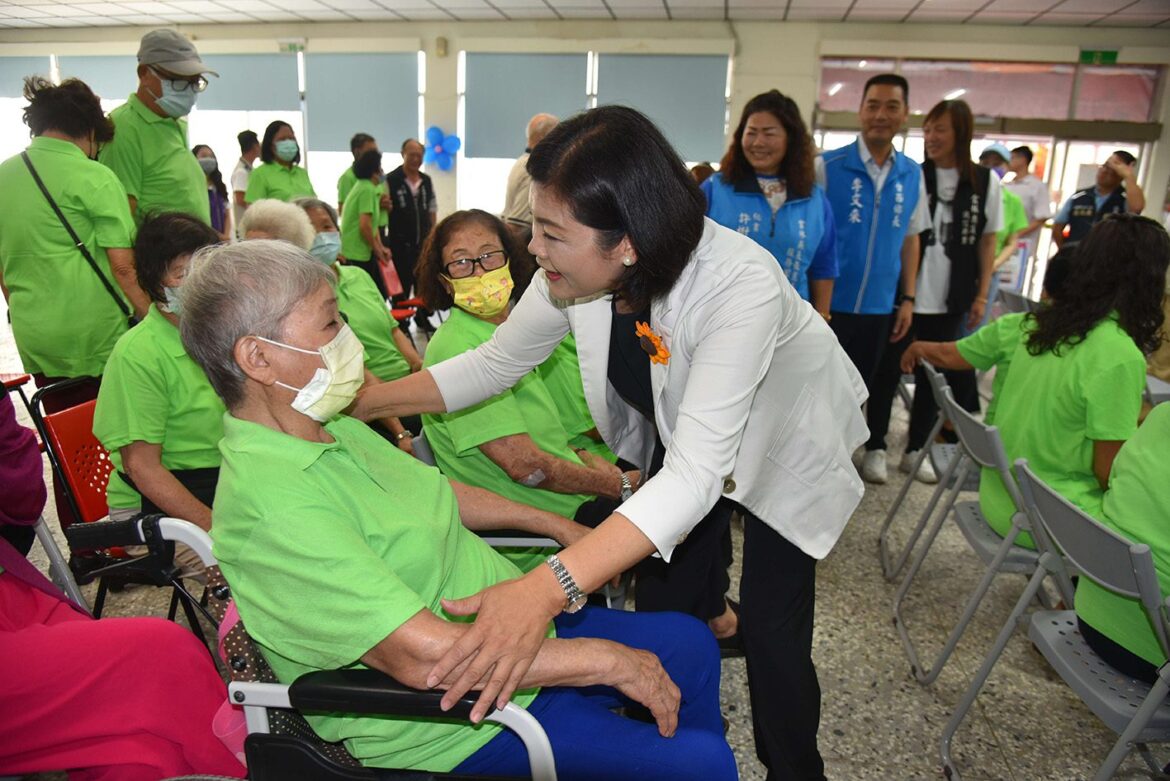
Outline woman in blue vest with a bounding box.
[701,89,838,318]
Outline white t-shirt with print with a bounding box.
[916,167,1004,315]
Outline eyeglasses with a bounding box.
[152,67,209,93]
[443,250,507,279]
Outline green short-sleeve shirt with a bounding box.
[211,413,544,771]
[100,95,210,226]
[423,309,591,521]
[0,137,135,377]
[340,169,390,229]
[997,187,1029,254]
[340,179,383,262]
[93,306,227,510]
[978,315,1146,548]
[244,162,317,204]
[956,313,1028,425]
[335,264,410,382]
[535,334,617,463]
[1075,403,1170,666]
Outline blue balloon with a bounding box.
[437,152,453,171]
[443,135,462,154]
[423,146,438,165]
[425,125,445,146]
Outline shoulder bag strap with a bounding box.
[21,151,130,318]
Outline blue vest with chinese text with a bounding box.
[701,173,834,301]
[823,140,922,314]
[1066,186,1126,244]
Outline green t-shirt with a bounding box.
[996,187,1029,255]
[1076,403,1170,666]
[100,94,210,226]
[973,315,1145,548]
[335,264,410,382]
[534,334,617,463]
[0,137,135,377]
[211,413,544,771]
[244,161,317,204]
[338,168,388,229]
[340,179,383,262]
[956,312,1028,426]
[93,306,227,510]
[423,308,591,522]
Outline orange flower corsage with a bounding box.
[635,321,670,365]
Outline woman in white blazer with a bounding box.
[357,106,868,780]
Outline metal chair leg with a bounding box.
[883,453,968,583]
[877,414,944,576]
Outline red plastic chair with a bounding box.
[1,371,33,416]
[29,382,209,637]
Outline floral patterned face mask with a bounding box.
[447,263,514,318]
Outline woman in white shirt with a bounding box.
[356,106,867,781]
[868,99,1002,473]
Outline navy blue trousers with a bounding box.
[453,607,737,780]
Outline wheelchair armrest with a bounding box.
[479,530,558,548]
[289,669,488,721]
[64,516,150,551]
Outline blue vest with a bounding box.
[822,141,922,314]
[1066,186,1126,244]
[701,174,833,301]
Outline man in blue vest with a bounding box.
[817,73,930,483]
[1052,150,1145,248]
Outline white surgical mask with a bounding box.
[258,324,365,422]
[159,286,183,316]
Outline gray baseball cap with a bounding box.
[138,29,218,78]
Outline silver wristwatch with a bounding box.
[545,554,587,613]
[619,472,634,502]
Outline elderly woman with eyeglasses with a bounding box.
[178,238,736,780]
[415,211,638,555]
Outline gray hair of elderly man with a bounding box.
[237,198,315,251]
[180,239,334,410]
[293,196,340,231]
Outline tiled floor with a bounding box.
[4,294,1164,780]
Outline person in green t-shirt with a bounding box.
[0,77,149,386]
[244,120,316,204]
[177,238,734,779]
[94,213,225,532]
[901,214,1168,549]
[415,211,639,536]
[340,149,394,300]
[100,30,216,227]
[536,334,619,463]
[337,132,376,214]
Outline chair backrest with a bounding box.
[1015,458,1170,659]
[998,286,1038,314]
[921,362,952,411]
[39,400,112,527]
[413,428,436,467]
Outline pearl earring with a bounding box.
[622,256,634,267]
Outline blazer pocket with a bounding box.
[766,384,837,487]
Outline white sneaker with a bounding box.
[861,450,888,484]
[900,450,939,484]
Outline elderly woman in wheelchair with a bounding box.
[178,239,736,780]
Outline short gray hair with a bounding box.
[238,198,315,250]
[180,240,334,410]
[294,196,339,231]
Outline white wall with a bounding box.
[3,19,1168,216]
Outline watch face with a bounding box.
[566,594,588,614]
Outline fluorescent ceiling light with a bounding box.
[944,88,967,100]
[828,82,843,96]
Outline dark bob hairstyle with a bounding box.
[415,209,533,312]
[527,105,706,311]
[352,148,382,181]
[1027,213,1168,357]
[719,89,815,199]
[22,76,114,145]
[134,212,220,305]
[260,120,298,165]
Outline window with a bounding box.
[818,59,897,113]
[1075,65,1159,122]
[900,60,1076,120]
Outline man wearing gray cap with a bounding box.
[99,29,217,226]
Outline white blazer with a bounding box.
[429,219,869,561]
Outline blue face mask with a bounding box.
[150,71,198,118]
[160,286,183,317]
[309,231,341,265]
[197,156,218,175]
[275,139,299,163]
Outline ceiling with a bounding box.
[0,0,1168,29]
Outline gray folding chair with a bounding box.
[891,385,1070,684]
[941,460,1170,781]
[33,515,88,609]
[878,363,979,582]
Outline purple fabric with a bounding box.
[0,392,45,526]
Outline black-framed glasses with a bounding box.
[152,67,209,93]
[443,250,508,279]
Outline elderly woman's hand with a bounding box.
[429,567,565,723]
[606,643,682,737]
[900,342,925,375]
